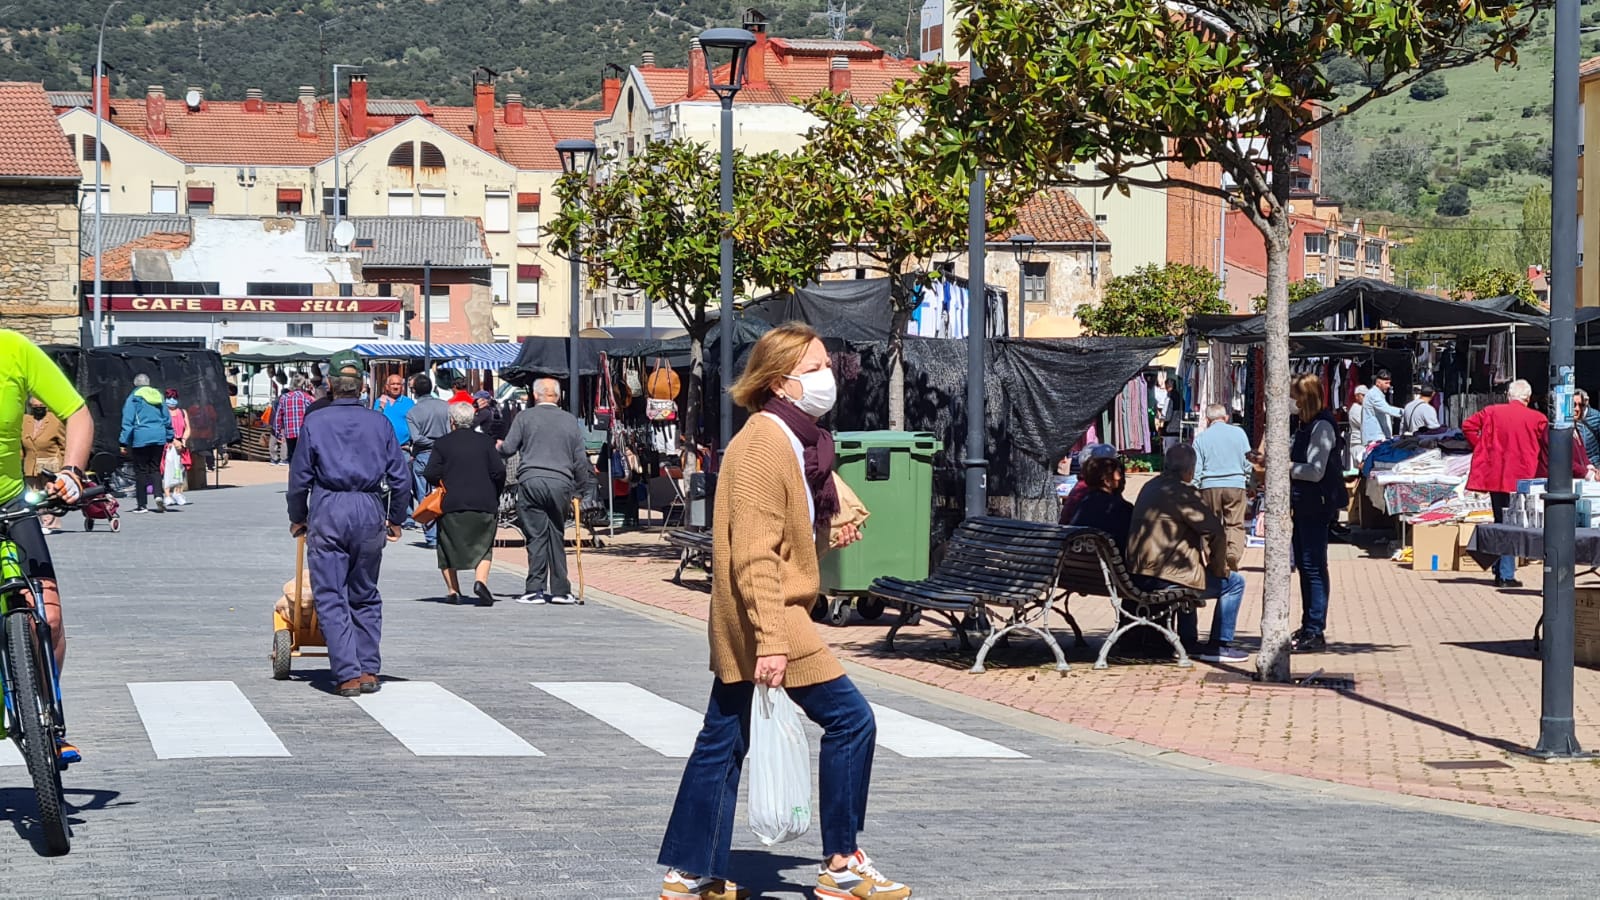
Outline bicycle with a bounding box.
[0,483,103,856]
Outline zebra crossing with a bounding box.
[3,680,1030,765]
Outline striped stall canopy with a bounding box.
[353,342,522,370]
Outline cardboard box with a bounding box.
[1412,523,1460,572]
[1455,522,1488,571]
[1576,589,1600,667]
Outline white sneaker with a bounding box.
[174,495,189,506]
[546,593,580,605]
[515,593,547,605]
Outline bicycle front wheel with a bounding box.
[6,612,69,855]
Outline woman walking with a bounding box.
[1288,373,1346,653]
[162,389,192,507]
[21,397,67,534]
[422,402,506,606]
[657,323,909,900]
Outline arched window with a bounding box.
[419,142,445,169]
[82,134,109,163]
[387,143,414,168]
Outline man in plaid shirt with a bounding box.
[272,376,314,460]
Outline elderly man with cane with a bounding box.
[288,353,412,697]
[501,378,593,606]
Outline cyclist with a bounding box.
[0,329,93,764]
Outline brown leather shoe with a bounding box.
[359,674,380,694]
[337,678,363,697]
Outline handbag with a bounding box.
[624,361,643,398]
[647,358,681,400]
[593,352,615,429]
[412,484,446,525]
[647,398,678,422]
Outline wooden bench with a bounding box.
[665,528,713,585]
[1055,528,1206,669]
[869,516,1084,674]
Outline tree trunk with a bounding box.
[887,280,910,430]
[683,308,707,476]
[1256,211,1294,683]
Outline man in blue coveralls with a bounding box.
[287,353,412,697]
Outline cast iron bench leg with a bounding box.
[1094,596,1194,669]
[971,601,1070,674]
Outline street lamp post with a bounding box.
[330,64,363,245]
[963,63,989,519]
[557,139,598,417]
[698,27,756,451]
[1008,233,1037,340]
[92,0,122,347]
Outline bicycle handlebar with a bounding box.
[0,485,110,526]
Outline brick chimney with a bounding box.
[243,87,265,113]
[92,65,110,120]
[503,91,525,126]
[744,15,768,87]
[602,72,621,115]
[145,86,168,136]
[828,56,850,95]
[348,73,368,138]
[296,85,317,138]
[640,51,655,67]
[473,80,496,152]
[687,39,707,98]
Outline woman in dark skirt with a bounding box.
[422,402,507,606]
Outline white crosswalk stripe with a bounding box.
[128,681,291,759]
[868,703,1029,759]
[534,681,704,757]
[354,681,543,757]
[0,739,22,766]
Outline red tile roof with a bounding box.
[53,89,601,171]
[1584,55,1600,79]
[637,67,692,105]
[0,82,81,180]
[994,189,1109,245]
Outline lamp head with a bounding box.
[698,28,757,98]
[1009,233,1037,264]
[556,139,598,175]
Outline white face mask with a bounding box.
[784,369,836,418]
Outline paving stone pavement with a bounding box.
[1,481,1597,897]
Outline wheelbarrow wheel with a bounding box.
[271,629,292,680]
[857,596,886,621]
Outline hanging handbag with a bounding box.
[413,484,446,526]
[647,357,681,400]
[593,352,615,429]
[624,360,644,398]
[647,398,678,422]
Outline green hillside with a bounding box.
[0,1,915,109]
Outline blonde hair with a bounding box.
[729,322,820,413]
[1292,372,1325,422]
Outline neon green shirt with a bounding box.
[0,330,85,504]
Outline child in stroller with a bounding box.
[79,455,122,532]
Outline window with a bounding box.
[150,186,178,214]
[286,323,313,338]
[426,284,451,322]
[418,142,446,169]
[1304,232,1327,255]
[187,186,214,216]
[1297,141,1313,159]
[1294,175,1312,192]
[1365,243,1383,266]
[81,135,108,163]
[387,191,415,216]
[1094,213,1107,224]
[1021,262,1048,306]
[322,188,348,217]
[80,185,108,214]
[484,191,510,232]
[516,265,541,316]
[247,282,315,296]
[491,267,509,305]
[516,195,540,246]
[1579,215,1586,267]
[66,135,76,156]
[1338,236,1357,260]
[419,190,445,216]
[387,143,414,169]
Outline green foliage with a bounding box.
[1251,279,1324,313]
[1077,264,1228,338]
[1436,183,1472,217]
[1409,73,1449,101]
[1516,188,1551,269]
[1449,266,1537,303]
[0,1,915,107]
[1392,222,1517,287]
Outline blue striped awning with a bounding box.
[430,342,524,370]
[352,342,465,361]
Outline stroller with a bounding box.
[80,459,122,532]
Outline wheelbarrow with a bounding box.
[271,535,327,679]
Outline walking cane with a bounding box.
[572,497,586,605]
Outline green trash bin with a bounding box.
[817,431,943,626]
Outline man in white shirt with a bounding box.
[1360,369,1403,446]
[1401,385,1441,435]
[1346,386,1367,470]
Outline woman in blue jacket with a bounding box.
[120,374,174,512]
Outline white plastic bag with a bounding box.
[748,685,812,846]
[162,444,185,489]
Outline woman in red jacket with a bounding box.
[1463,379,1592,587]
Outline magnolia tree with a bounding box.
[936,0,1539,680]
[547,139,833,451]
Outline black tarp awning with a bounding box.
[498,337,640,384]
[613,316,777,364]
[745,278,895,342]
[1208,278,1547,343]
[41,343,240,469]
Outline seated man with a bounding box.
[1126,444,1249,663]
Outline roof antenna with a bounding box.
[826,1,847,41]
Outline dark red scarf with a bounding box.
[763,396,840,526]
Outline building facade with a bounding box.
[1579,56,1600,308]
[0,82,82,343]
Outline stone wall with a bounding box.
[0,185,81,343]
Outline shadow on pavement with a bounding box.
[0,785,128,856]
[1443,639,1541,661]
[725,849,822,897]
[1336,689,1527,755]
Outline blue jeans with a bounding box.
[658,676,876,878]
[1490,492,1517,580]
[1292,505,1331,636]
[1176,572,1246,648]
[410,450,436,544]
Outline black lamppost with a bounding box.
[963,62,988,518]
[698,27,756,450]
[1008,233,1037,340]
[557,138,598,417]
